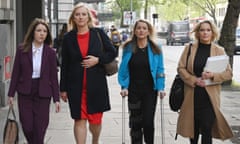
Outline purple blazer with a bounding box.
[8,44,60,102]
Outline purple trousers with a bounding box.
[17,79,51,144]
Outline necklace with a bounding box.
[140,48,146,52]
[138,47,147,52]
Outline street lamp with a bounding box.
[53,0,59,37]
[130,0,132,25]
[152,13,158,26]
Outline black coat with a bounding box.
[60,28,116,119]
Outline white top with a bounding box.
[32,43,43,79]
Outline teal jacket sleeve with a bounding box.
[118,44,132,89]
[155,44,165,91]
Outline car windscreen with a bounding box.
[172,24,189,32]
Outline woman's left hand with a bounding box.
[158,91,166,99]
[202,71,213,79]
[55,101,60,113]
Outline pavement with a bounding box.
[1,46,240,144]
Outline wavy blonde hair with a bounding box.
[122,19,161,54]
[192,20,219,42]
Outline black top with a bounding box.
[193,42,212,109]
[129,46,153,90]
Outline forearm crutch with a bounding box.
[122,96,126,144]
[160,97,165,144]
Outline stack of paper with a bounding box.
[204,55,229,72]
[204,55,229,85]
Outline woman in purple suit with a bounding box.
[8,18,60,144]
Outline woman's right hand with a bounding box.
[60,92,68,102]
[120,89,128,97]
[8,97,14,105]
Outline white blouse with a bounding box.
[32,43,43,79]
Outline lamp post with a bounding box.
[130,0,132,21]
[152,13,158,26]
[53,0,59,37]
[129,0,133,33]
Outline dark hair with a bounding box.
[58,23,68,39]
[22,18,52,52]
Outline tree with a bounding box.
[110,0,142,27]
[218,0,240,83]
[142,0,167,19]
[193,0,219,24]
[157,1,190,21]
[179,0,218,24]
[155,0,205,22]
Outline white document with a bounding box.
[204,55,229,85]
[204,79,220,85]
[204,55,229,72]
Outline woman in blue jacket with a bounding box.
[118,19,166,144]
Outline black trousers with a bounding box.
[190,107,216,144]
[128,88,157,144]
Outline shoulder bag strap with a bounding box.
[96,31,103,51]
[185,43,192,68]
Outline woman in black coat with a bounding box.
[60,3,116,144]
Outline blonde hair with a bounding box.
[68,3,94,31]
[192,20,219,42]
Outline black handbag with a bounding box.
[3,105,19,144]
[169,74,184,112]
[96,29,118,76]
[169,43,192,112]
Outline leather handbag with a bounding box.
[169,43,192,112]
[3,105,19,144]
[169,74,184,112]
[104,59,118,76]
[96,29,118,76]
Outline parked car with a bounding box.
[166,21,191,46]
[235,27,240,54]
